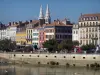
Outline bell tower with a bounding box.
[38,5,45,26]
[45,4,51,24]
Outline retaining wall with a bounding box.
[0,53,100,67]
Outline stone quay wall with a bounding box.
[0,53,100,67]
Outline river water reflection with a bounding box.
[0,64,100,75]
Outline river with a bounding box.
[0,64,100,75]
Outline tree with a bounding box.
[60,39,73,51]
[0,39,16,51]
[81,44,96,53]
[43,39,58,52]
[73,41,79,46]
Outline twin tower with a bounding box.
[38,4,51,25]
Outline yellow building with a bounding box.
[16,31,26,45]
[26,29,33,45]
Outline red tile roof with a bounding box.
[43,20,72,27]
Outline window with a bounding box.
[92,28,94,32]
[96,22,98,25]
[93,22,95,25]
[95,28,97,32]
[86,17,89,20]
[80,40,82,44]
[74,31,75,34]
[89,28,91,32]
[86,40,88,44]
[81,23,82,26]
[95,34,97,37]
[86,28,88,32]
[87,22,88,25]
[90,22,91,25]
[76,31,78,34]
[86,34,88,38]
[96,16,98,20]
[92,34,94,37]
[84,18,85,21]
[84,23,85,26]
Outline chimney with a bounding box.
[15,22,18,24]
[9,22,11,26]
[25,20,29,24]
[19,21,22,24]
[54,20,56,22]
[30,20,32,23]
[58,20,60,24]
[13,22,14,25]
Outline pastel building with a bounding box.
[26,20,39,45]
[39,19,73,48]
[39,27,45,48]
[32,29,39,47]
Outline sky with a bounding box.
[0,0,100,24]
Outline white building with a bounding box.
[72,24,79,41]
[32,29,39,48]
[0,29,8,40]
[7,26,17,41]
[73,13,100,46]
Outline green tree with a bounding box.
[0,39,16,51]
[73,41,79,46]
[60,39,73,51]
[43,39,58,52]
[81,44,96,52]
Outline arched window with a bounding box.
[96,22,98,25]
[87,22,88,26]
[93,22,95,25]
[90,22,91,26]
[84,23,85,26]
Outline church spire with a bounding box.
[39,5,44,19]
[45,4,51,24]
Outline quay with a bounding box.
[0,52,100,67]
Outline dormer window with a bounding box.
[93,17,95,20]
[84,18,85,21]
[86,17,89,20]
[95,16,98,20]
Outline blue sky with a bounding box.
[0,0,100,24]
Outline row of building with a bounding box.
[0,4,100,48]
[0,5,72,48]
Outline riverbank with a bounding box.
[1,53,100,68]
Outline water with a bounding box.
[0,64,100,75]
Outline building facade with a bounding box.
[72,13,100,46]
[26,20,39,45]
[72,24,79,41]
[32,29,39,47]
[39,19,72,48]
